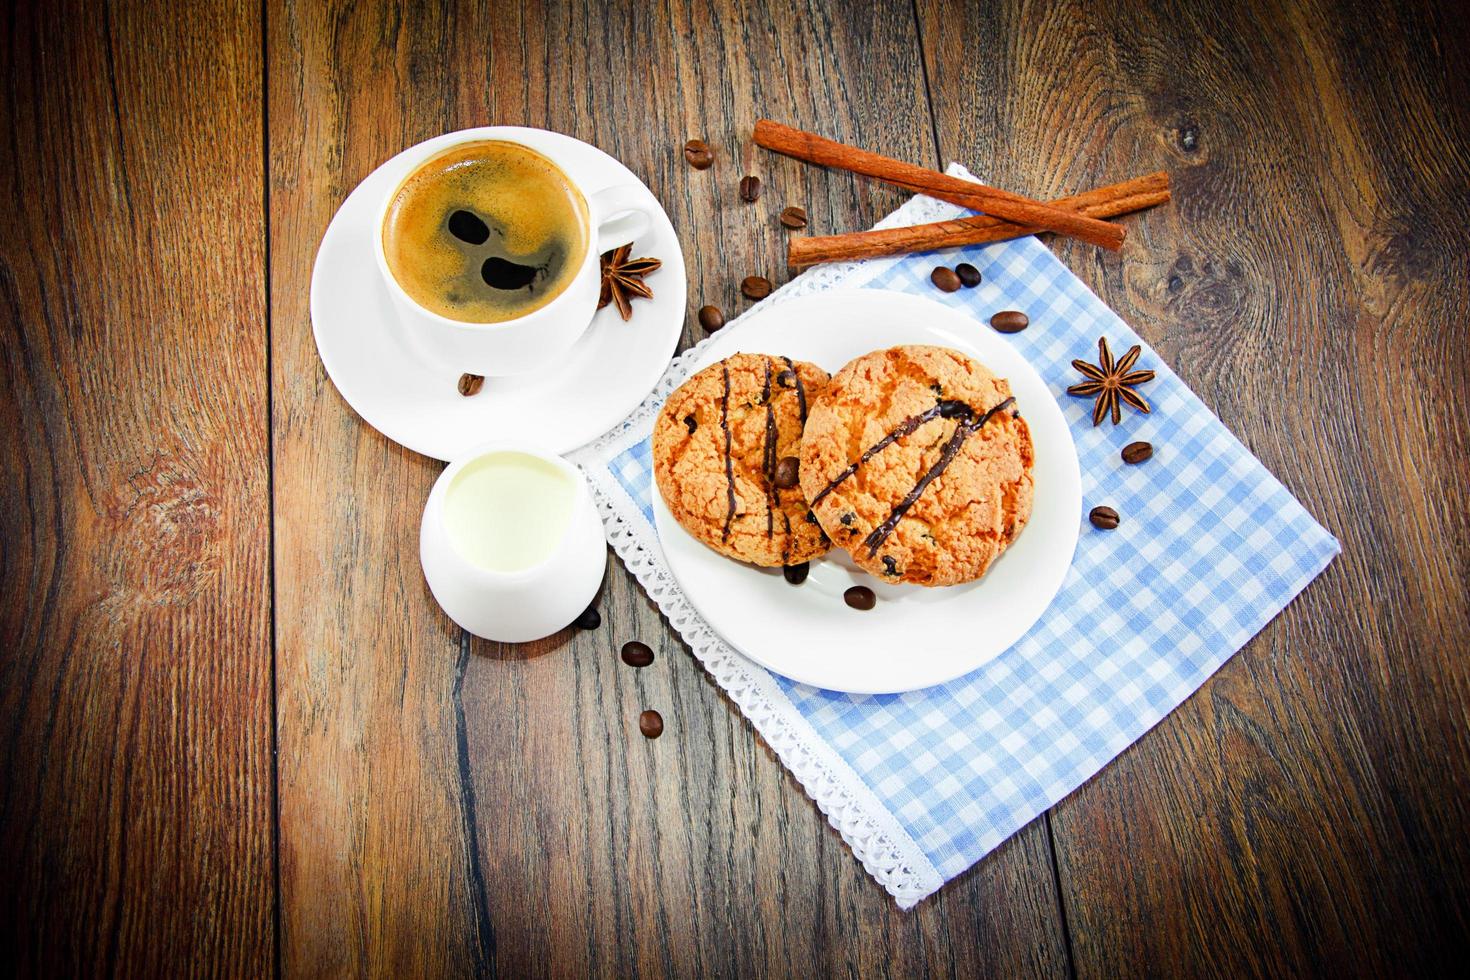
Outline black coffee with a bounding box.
[382,140,589,323]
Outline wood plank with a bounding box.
[917,0,1470,974]
[270,0,1070,974]
[0,0,273,974]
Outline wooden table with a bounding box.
[4,0,1468,975]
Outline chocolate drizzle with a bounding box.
[809,402,949,509]
[781,356,808,424]
[862,396,1015,556]
[762,359,777,538]
[720,362,737,540]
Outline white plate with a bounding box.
[311,127,686,460]
[653,289,1082,694]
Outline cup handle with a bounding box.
[589,184,654,252]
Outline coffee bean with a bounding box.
[457,373,484,397]
[684,413,697,435]
[779,206,807,229]
[698,304,725,332]
[1122,441,1154,465]
[683,138,713,170]
[990,310,1029,333]
[741,276,773,300]
[1089,505,1121,530]
[739,175,762,202]
[774,455,800,489]
[955,262,982,287]
[783,562,810,585]
[930,266,961,292]
[573,604,601,629]
[638,709,664,739]
[621,641,654,667]
[776,369,797,388]
[843,586,876,610]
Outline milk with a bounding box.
[442,451,576,572]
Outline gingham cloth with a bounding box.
[574,169,1340,907]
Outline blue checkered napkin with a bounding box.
[588,183,1339,903]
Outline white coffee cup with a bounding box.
[374,128,654,377]
[420,443,606,642]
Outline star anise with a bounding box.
[1066,336,1155,426]
[598,245,661,321]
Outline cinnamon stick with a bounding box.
[753,119,1126,252]
[788,172,1170,267]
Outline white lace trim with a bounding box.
[569,170,974,908]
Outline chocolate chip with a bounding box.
[573,604,601,629]
[955,262,982,287]
[698,305,725,332]
[937,399,972,419]
[804,511,817,524]
[741,276,773,300]
[930,266,962,292]
[621,641,654,667]
[1089,505,1121,530]
[779,206,807,229]
[990,310,1029,333]
[840,512,854,526]
[843,586,876,610]
[684,413,698,435]
[776,369,797,388]
[774,456,800,489]
[783,562,810,585]
[1122,441,1154,465]
[881,556,898,576]
[683,139,713,169]
[457,373,484,397]
[739,175,762,202]
[638,709,664,738]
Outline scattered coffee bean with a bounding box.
[776,369,797,388]
[741,276,773,300]
[639,709,664,738]
[1122,441,1154,465]
[683,138,713,170]
[621,641,655,667]
[1089,505,1121,530]
[783,562,810,585]
[930,266,962,292]
[684,413,698,435]
[779,206,808,229]
[955,262,982,287]
[990,310,1029,333]
[457,373,485,397]
[573,604,601,629]
[739,174,762,202]
[843,586,877,611]
[774,456,800,489]
[698,304,725,332]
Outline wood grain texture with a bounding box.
[918,0,1470,974]
[0,0,273,975]
[269,0,1068,976]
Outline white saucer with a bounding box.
[311,127,686,460]
[653,289,1082,694]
